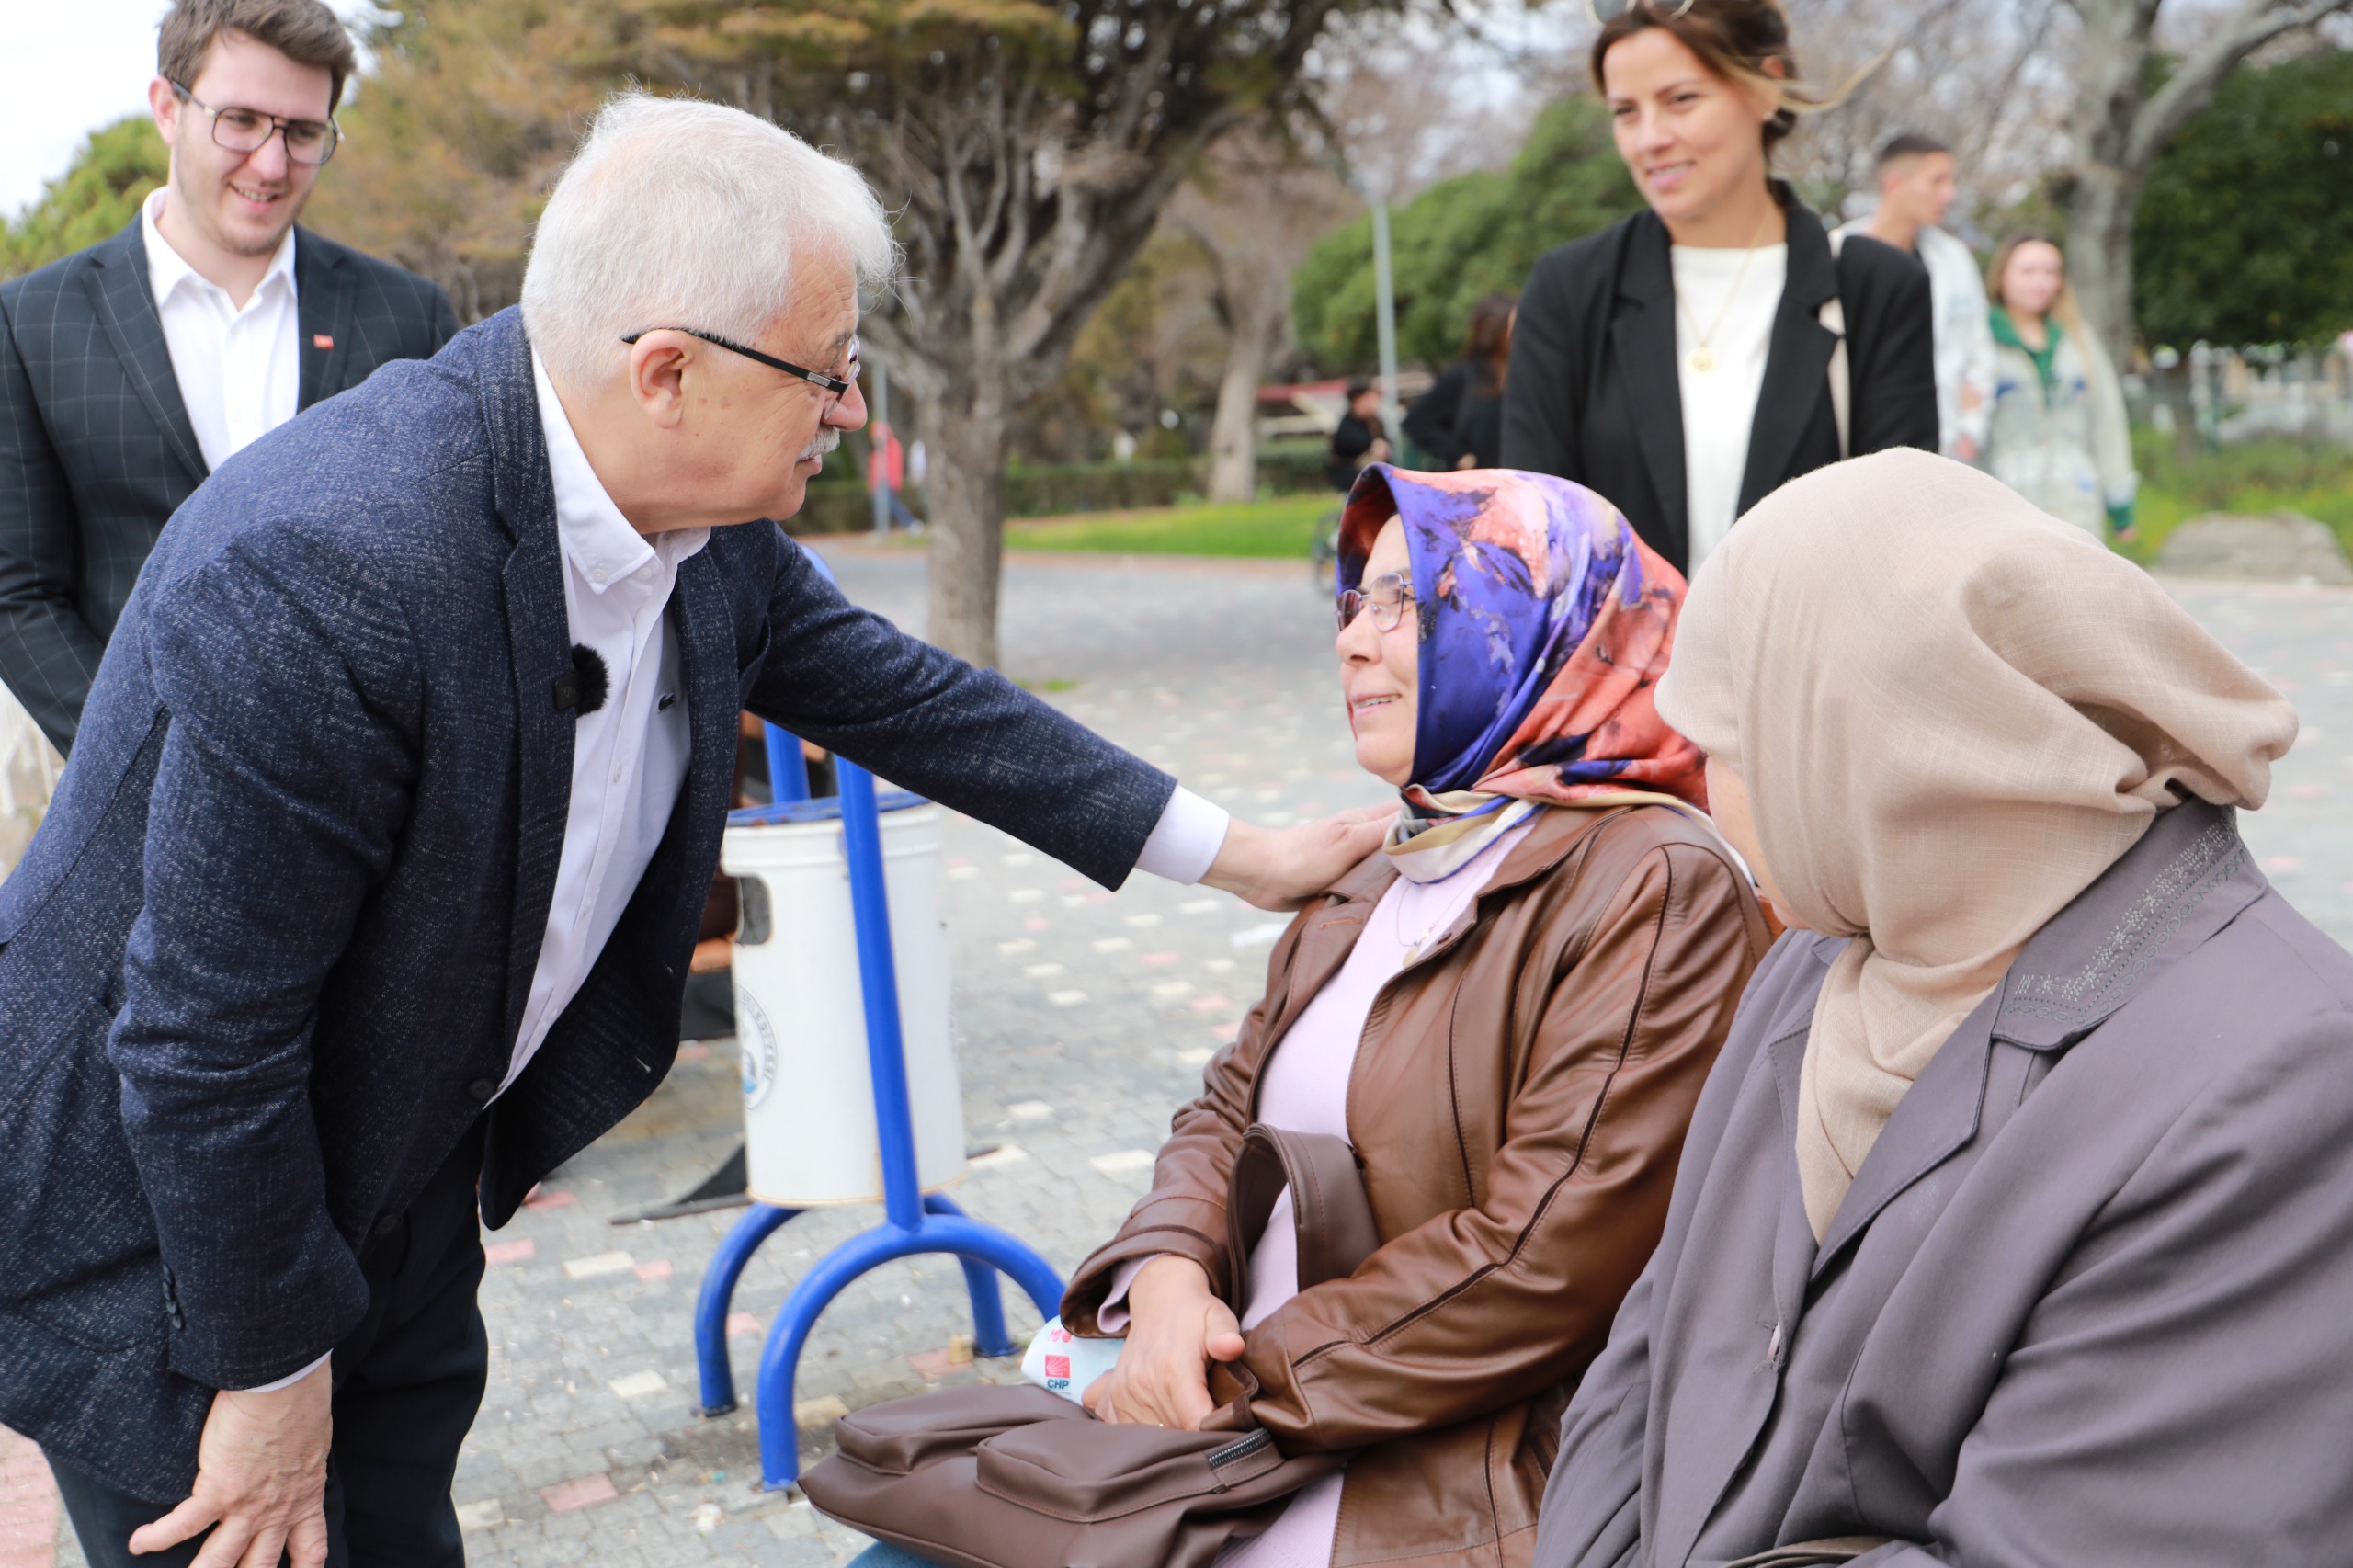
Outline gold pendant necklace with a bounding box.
[1677,208,1774,375]
[1390,885,1454,966]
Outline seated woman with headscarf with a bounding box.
[1052,469,1771,1568]
[1533,449,2347,1568]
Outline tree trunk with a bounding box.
[1206,294,1277,504]
[925,375,1011,669]
[2063,158,2143,372]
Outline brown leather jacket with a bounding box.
[1062,804,1768,1568]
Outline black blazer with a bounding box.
[0,221,458,753]
[1500,188,1937,571]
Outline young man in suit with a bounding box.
[0,95,1389,1567]
[0,0,458,756]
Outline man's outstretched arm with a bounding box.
[746,541,1388,908]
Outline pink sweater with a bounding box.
[1106,819,1537,1568]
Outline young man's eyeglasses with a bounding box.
[1336,573,1416,633]
[618,327,858,400]
[166,82,339,165]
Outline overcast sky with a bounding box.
[2,0,375,219]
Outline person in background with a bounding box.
[1325,378,1391,493]
[1533,449,2343,1568]
[0,0,458,756]
[1404,293,1515,470]
[1502,0,1937,577]
[1981,233,2137,540]
[869,419,918,529]
[1836,131,1996,462]
[845,466,1766,1568]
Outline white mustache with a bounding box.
[800,426,842,464]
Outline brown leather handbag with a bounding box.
[800,1124,1380,1568]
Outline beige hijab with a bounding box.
[1656,450,2297,1240]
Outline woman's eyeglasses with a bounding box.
[1337,574,1416,633]
[1588,0,1698,22]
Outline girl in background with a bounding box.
[1982,233,2138,540]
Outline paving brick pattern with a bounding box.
[12,555,2353,1565]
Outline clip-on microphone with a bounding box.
[552,644,609,716]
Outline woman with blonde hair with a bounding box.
[1982,232,2138,540]
[1502,0,1938,575]
[1532,449,2353,1568]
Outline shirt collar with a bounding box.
[141,187,297,310]
[530,350,709,594]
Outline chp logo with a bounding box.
[737,987,779,1109]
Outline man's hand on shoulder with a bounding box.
[131,1358,333,1566]
[1199,804,1395,911]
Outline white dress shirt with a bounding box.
[507,352,711,1092]
[142,187,301,471]
[1670,243,1787,570]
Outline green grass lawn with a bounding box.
[1002,492,1337,557]
[869,438,2353,569]
[2118,435,2353,565]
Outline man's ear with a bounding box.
[627,334,695,431]
[149,77,183,147]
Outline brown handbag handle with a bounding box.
[1203,1125,1380,1431]
[1222,1124,1381,1303]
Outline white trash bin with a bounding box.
[720,801,967,1207]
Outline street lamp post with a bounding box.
[1370,195,1403,453]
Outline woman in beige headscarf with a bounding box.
[1533,448,2353,1568]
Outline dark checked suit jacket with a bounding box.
[0,307,1174,1501]
[0,219,458,755]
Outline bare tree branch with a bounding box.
[2127,0,2353,165]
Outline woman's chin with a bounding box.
[1352,742,1414,790]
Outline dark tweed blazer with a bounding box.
[0,308,1174,1500]
[0,220,458,754]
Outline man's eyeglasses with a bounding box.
[166,82,339,165]
[618,327,858,399]
[1336,573,1416,633]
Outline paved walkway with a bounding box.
[9,551,2353,1565]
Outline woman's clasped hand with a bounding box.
[1080,1256,1244,1429]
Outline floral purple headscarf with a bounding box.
[1337,465,1705,827]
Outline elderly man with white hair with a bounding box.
[0,95,1385,1568]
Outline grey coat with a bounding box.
[1534,799,2353,1567]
